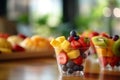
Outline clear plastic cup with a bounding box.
[55,47,90,76]
[95,46,120,71]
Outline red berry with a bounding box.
[57,52,68,65]
[99,57,108,67]
[89,31,99,38]
[12,44,25,52]
[68,36,74,42]
[73,56,83,65]
[18,34,27,39]
[71,40,81,49]
[100,32,110,38]
[0,33,9,39]
[78,37,87,47]
[108,57,119,67]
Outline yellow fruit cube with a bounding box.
[107,49,114,57]
[50,39,61,47]
[67,50,80,59]
[96,47,107,57]
[56,36,66,43]
[61,40,71,52]
[54,48,62,55]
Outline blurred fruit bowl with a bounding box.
[0,33,55,60]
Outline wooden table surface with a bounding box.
[0,57,120,80]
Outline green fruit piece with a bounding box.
[91,36,108,48]
[113,39,120,56]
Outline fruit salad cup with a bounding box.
[50,31,90,76]
[92,36,120,71]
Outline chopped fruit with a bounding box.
[0,48,12,54]
[50,39,61,47]
[78,37,88,47]
[18,33,27,39]
[70,30,77,37]
[57,52,68,64]
[66,61,75,68]
[7,36,24,46]
[112,39,120,56]
[56,36,66,43]
[100,32,110,38]
[107,57,119,67]
[62,65,68,71]
[112,35,119,41]
[73,56,83,65]
[12,44,25,52]
[71,40,81,49]
[61,40,71,52]
[89,31,99,38]
[67,68,74,74]
[54,48,62,55]
[0,33,9,39]
[67,50,80,59]
[99,57,108,67]
[73,65,80,71]
[67,36,74,42]
[96,47,107,57]
[92,36,108,48]
[74,36,79,41]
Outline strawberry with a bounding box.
[100,32,110,38]
[57,52,68,64]
[12,44,25,52]
[67,36,74,42]
[99,57,108,67]
[108,57,119,67]
[71,40,81,49]
[18,33,27,39]
[78,37,87,47]
[0,33,9,39]
[73,56,83,65]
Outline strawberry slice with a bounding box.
[57,52,68,65]
[99,57,108,67]
[73,56,83,65]
[71,40,81,49]
[78,37,87,47]
[12,44,25,52]
[108,57,119,67]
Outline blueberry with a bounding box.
[116,61,120,67]
[81,53,87,59]
[70,30,77,37]
[74,36,80,41]
[67,68,74,74]
[73,65,80,71]
[79,65,84,71]
[66,61,75,68]
[113,35,119,41]
[62,65,68,71]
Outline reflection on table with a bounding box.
[0,58,120,80]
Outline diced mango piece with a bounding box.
[50,39,61,47]
[61,40,71,52]
[107,39,115,49]
[56,36,66,43]
[67,50,80,59]
[107,49,114,57]
[96,47,107,57]
[55,48,62,55]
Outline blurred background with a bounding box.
[0,0,120,37]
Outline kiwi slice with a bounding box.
[113,39,120,56]
[92,36,108,48]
